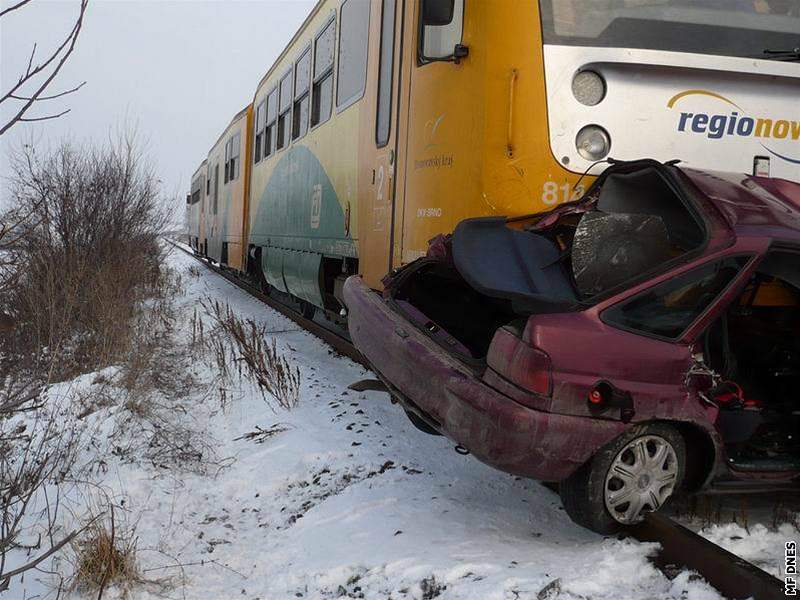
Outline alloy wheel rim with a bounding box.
[603,434,678,525]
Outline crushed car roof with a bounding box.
[682,168,800,241]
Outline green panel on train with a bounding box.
[252,145,355,309]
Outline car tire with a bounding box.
[559,423,685,534]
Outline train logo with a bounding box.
[668,89,800,165]
[310,184,322,230]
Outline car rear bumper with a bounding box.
[343,275,628,481]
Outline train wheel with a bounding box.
[559,423,684,534]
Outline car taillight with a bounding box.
[487,327,553,396]
[508,345,553,395]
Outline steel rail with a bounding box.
[169,239,787,600]
[631,513,785,600]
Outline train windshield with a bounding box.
[539,1,800,59]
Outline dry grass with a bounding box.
[200,298,301,411]
[671,493,799,532]
[66,504,139,596]
[771,498,800,530]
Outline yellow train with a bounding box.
[186,0,800,316]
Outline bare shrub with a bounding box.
[201,298,301,411]
[0,135,173,592]
[0,390,82,592]
[96,273,225,474]
[1,136,170,379]
[112,388,220,473]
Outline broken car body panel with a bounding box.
[343,275,629,481]
[345,161,800,490]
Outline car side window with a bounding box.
[603,257,748,339]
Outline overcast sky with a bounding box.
[0,0,315,208]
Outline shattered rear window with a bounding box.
[570,166,705,298]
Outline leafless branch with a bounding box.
[9,80,86,101]
[0,0,33,19]
[0,0,89,135]
[18,108,71,123]
[0,528,82,587]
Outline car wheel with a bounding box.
[404,409,441,436]
[559,423,685,534]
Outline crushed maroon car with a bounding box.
[344,159,800,533]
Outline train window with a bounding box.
[312,18,335,127]
[224,139,230,184]
[265,88,278,157]
[231,133,241,180]
[336,0,369,110]
[254,100,266,163]
[277,71,293,150]
[420,0,464,62]
[293,47,311,140]
[376,0,395,147]
[213,163,219,214]
[223,134,240,184]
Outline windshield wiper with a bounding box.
[757,47,800,62]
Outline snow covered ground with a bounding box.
[12,248,795,599]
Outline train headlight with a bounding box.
[572,70,606,106]
[575,125,611,161]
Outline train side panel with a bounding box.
[188,160,206,252]
[224,106,253,272]
[248,0,365,310]
[206,107,251,268]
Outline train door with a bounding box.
[394,0,484,265]
[210,162,220,261]
[357,0,404,289]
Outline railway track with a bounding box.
[169,239,788,600]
